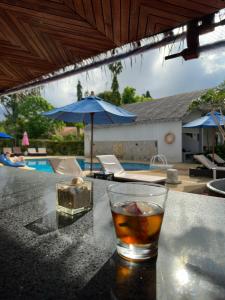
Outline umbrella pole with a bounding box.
[90,113,94,172]
[212,128,216,162]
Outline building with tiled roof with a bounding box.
[85,90,211,162]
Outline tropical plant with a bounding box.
[51,134,64,142]
[135,95,153,103]
[64,134,78,141]
[189,88,225,112]
[1,93,27,142]
[77,80,83,101]
[121,86,153,104]
[189,81,225,142]
[1,93,24,123]
[97,90,113,103]
[142,90,152,98]
[84,90,89,97]
[51,133,83,142]
[74,122,83,138]
[122,86,136,104]
[1,91,63,140]
[18,95,63,138]
[108,62,123,105]
[0,122,5,132]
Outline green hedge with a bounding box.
[215,144,225,160]
[0,140,14,151]
[0,139,84,155]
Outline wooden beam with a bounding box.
[0,32,187,96]
[1,17,225,96]
[165,40,225,60]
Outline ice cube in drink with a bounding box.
[111,201,164,246]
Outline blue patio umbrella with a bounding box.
[183,112,225,128]
[43,95,136,171]
[183,111,225,159]
[0,132,13,139]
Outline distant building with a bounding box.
[84,90,214,162]
[57,126,83,137]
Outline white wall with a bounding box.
[85,121,182,162]
[182,127,201,153]
[182,126,215,153]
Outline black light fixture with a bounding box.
[165,13,216,61]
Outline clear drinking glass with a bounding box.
[107,182,168,261]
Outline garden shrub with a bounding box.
[215,144,225,159]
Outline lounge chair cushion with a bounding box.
[28,148,37,153]
[0,154,25,168]
[13,147,22,155]
[194,155,225,171]
[96,155,124,173]
[208,153,225,165]
[3,147,12,154]
[114,171,165,184]
[38,148,47,154]
[97,154,166,183]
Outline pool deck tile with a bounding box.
[25,157,209,195]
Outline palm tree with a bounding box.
[108,62,123,105]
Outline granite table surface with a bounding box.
[0,167,225,300]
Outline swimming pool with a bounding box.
[26,158,151,173]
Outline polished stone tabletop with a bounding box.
[0,167,225,300]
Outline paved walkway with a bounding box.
[26,156,209,195]
[129,162,209,194]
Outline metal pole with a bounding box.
[90,113,94,172]
[212,128,216,162]
[199,128,203,153]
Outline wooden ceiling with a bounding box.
[0,0,224,93]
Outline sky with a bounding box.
[1,26,225,118]
[41,45,225,108]
[41,14,225,108]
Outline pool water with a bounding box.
[26,158,151,173]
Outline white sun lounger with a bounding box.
[27,148,38,156]
[49,158,83,177]
[96,155,166,184]
[38,147,47,156]
[208,153,225,165]
[3,147,13,155]
[194,155,225,171]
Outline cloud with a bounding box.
[42,77,76,107]
[38,42,225,106]
[42,68,112,107]
[0,109,4,121]
[1,22,225,114]
[198,25,225,75]
[200,51,225,74]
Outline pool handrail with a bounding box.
[150,154,173,170]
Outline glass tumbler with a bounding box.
[107,182,168,261]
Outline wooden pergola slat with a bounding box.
[0,0,224,93]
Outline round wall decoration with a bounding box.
[164,132,175,144]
